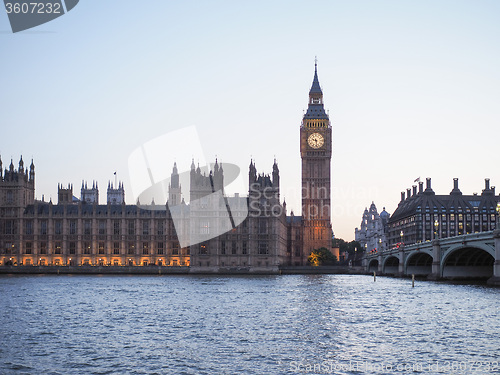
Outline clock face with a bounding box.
[307,132,324,149]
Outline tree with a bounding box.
[308,247,337,266]
[332,238,363,265]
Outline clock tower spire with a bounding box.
[300,61,332,263]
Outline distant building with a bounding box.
[355,202,390,253]
[387,178,499,247]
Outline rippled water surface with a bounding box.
[0,275,499,374]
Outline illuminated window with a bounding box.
[83,242,91,254]
[199,243,208,255]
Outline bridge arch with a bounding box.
[441,245,494,279]
[405,250,433,276]
[383,256,399,275]
[368,259,378,272]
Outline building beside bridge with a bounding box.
[387,177,499,247]
[364,177,500,285]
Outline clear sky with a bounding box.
[1,0,499,241]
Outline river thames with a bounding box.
[0,274,499,374]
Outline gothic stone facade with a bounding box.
[355,202,390,253]
[299,63,333,262]
[0,66,334,270]
[0,158,288,271]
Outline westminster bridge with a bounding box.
[364,230,500,285]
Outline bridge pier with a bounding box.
[428,239,441,280]
[487,230,500,286]
[377,253,382,274]
[397,246,405,277]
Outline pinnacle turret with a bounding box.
[303,60,329,121]
[309,61,322,95]
[19,155,24,173]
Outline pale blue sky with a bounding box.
[1,1,499,240]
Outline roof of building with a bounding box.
[304,104,329,119]
[309,63,322,95]
[286,215,302,224]
[389,190,498,222]
[23,203,168,217]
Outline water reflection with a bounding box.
[0,275,499,374]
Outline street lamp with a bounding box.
[400,230,404,244]
[496,202,500,228]
[378,238,382,252]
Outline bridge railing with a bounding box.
[363,230,495,260]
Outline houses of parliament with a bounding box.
[0,65,333,272]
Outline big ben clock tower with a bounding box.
[300,62,332,263]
